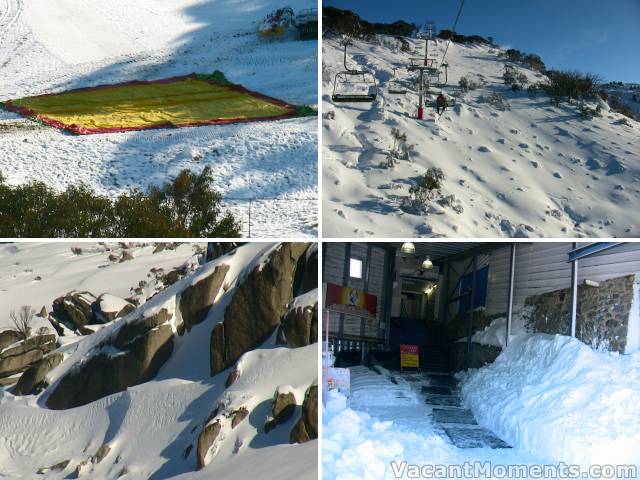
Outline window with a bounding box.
[458,265,489,313]
[349,257,363,279]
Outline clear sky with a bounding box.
[324,0,640,83]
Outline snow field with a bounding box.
[0,0,318,237]
[322,36,640,237]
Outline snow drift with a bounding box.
[461,333,640,467]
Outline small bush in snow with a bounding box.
[408,168,445,205]
[324,110,335,120]
[10,306,34,340]
[438,194,464,214]
[503,65,517,85]
[458,76,478,93]
[484,92,510,111]
[384,128,413,168]
[578,102,602,120]
[541,70,601,104]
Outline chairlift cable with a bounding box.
[439,0,465,68]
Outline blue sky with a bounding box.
[324,0,640,82]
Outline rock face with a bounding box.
[290,385,318,444]
[197,420,222,469]
[15,352,64,395]
[52,292,97,328]
[225,364,241,387]
[210,243,308,375]
[206,242,244,262]
[0,334,57,379]
[46,310,174,409]
[277,303,318,348]
[293,245,318,296]
[0,330,21,350]
[179,265,230,334]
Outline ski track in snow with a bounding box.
[322,36,640,238]
[0,0,318,237]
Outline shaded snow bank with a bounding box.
[461,333,640,467]
[323,390,449,480]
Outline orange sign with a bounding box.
[325,282,377,319]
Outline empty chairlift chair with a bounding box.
[332,42,378,103]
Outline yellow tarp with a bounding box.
[6,75,295,134]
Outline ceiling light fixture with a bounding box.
[400,242,416,254]
[421,257,433,269]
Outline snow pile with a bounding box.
[461,333,640,467]
[459,306,533,347]
[323,390,450,480]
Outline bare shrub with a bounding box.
[10,306,35,340]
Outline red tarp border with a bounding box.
[2,74,298,135]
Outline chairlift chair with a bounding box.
[332,42,378,103]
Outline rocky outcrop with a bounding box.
[290,385,318,444]
[0,329,21,350]
[96,294,135,323]
[197,420,222,469]
[91,444,111,464]
[0,334,57,378]
[46,310,174,409]
[277,302,318,348]
[210,243,308,375]
[179,265,230,334]
[15,352,64,395]
[52,292,97,328]
[231,407,249,428]
[265,388,297,433]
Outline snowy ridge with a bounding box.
[323,35,640,237]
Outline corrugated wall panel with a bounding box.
[512,243,573,310]
[485,246,511,315]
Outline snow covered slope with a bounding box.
[0,242,203,330]
[323,35,640,237]
[0,0,318,237]
[0,243,318,479]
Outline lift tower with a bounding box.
[408,22,438,119]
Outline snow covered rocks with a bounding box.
[209,243,310,375]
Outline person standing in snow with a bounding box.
[436,94,447,115]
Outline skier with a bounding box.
[436,93,447,115]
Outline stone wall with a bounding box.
[524,274,636,353]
